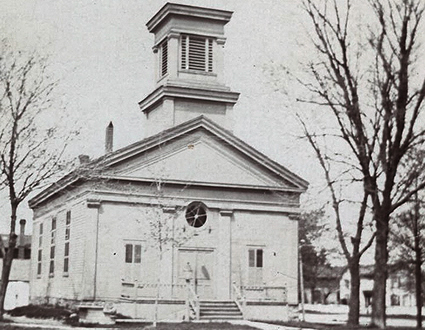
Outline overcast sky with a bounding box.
[1,0,327,233]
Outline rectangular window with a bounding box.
[159,39,168,77]
[66,211,71,225]
[125,244,141,264]
[49,217,56,276]
[51,217,56,245]
[64,211,71,274]
[181,35,213,72]
[64,242,69,273]
[248,248,263,268]
[37,249,42,276]
[39,223,43,247]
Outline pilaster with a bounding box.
[82,199,101,300]
[217,209,233,299]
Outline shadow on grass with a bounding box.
[265,320,423,330]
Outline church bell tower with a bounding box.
[140,3,240,137]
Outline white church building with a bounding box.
[29,3,308,322]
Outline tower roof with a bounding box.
[146,3,233,34]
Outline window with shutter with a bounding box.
[181,35,213,72]
[159,40,168,77]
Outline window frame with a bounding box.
[180,34,214,73]
[125,243,142,264]
[49,217,56,277]
[37,222,43,277]
[63,210,71,275]
[248,248,263,268]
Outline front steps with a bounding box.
[198,301,243,320]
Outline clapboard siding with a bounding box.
[30,193,94,301]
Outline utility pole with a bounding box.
[414,186,422,329]
[299,243,306,322]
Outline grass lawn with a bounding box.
[0,326,59,330]
[1,320,424,330]
[0,322,258,330]
[269,320,423,330]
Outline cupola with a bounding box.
[140,3,240,137]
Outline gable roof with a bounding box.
[29,116,308,208]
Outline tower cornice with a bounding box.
[139,84,240,115]
[147,3,233,33]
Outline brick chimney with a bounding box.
[105,121,114,154]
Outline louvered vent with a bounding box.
[160,40,168,77]
[181,35,213,72]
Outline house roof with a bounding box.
[359,264,375,278]
[29,115,309,209]
[317,265,346,280]
[0,234,31,248]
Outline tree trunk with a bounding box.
[0,204,18,320]
[371,216,389,328]
[414,209,422,329]
[347,261,360,326]
[0,233,17,320]
[415,246,422,329]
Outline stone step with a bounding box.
[197,300,243,320]
[201,309,242,314]
[200,314,243,320]
[200,301,235,307]
[201,307,240,312]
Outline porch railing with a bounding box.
[186,281,200,320]
[240,285,287,302]
[121,281,187,299]
[121,281,200,320]
[232,281,246,318]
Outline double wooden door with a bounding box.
[178,248,214,299]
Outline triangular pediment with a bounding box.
[114,138,280,188]
[107,123,303,190]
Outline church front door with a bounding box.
[178,248,214,299]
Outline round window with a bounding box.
[185,202,208,228]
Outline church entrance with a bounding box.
[178,248,214,299]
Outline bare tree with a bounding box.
[138,180,193,325]
[298,0,425,327]
[390,179,424,329]
[300,121,375,325]
[0,43,71,318]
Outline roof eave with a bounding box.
[146,3,233,33]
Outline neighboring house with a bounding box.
[303,266,344,304]
[340,265,416,309]
[28,3,308,322]
[0,220,31,310]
